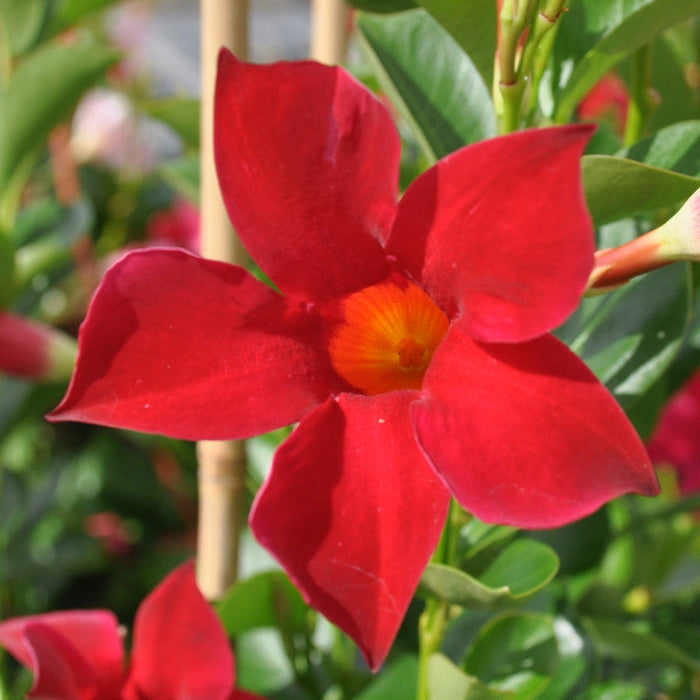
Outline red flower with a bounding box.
[50,52,658,669]
[648,369,700,495]
[0,560,262,700]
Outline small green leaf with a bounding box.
[217,570,308,637]
[0,43,120,196]
[141,97,200,150]
[428,653,507,700]
[583,617,700,673]
[582,155,700,226]
[358,9,496,163]
[479,539,559,599]
[464,613,559,699]
[419,563,511,609]
[553,0,700,122]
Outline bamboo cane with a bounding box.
[310,0,351,65]
[196,0,250,601]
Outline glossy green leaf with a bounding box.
[558,262,690,411]
[552,0,700,122]
[0,0,51,55]
[0,43,119,196]
[428,654,507,700]
[460,518,518,561]
[478,539,559,599]
[537,619,587,700]
[464,613,559,699]
[357,9,496,163]
[583,617,700,673]
[355,655,418,699]
[415,0,497,91]
[582,155,700,225]
[142,97,200,150]
[217,570,308,636]
[624,120,700,176]
[419,563,511,609]
[345,0,416,11]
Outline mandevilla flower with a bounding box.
[0,560,262,700]
[0,311,77,382]
[50,51,659,669]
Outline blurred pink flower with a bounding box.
[578,73,630,136]
[147,199,200,253]
[648,369,700,495]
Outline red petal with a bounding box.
[0,611,123,700]
[215,50,397,301]
[387,125,595,342]
[412,328,659,528]
[250,392,450,670]
[123,560,235,700]
[50,249,340,439]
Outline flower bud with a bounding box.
[0,312,77,381]
[587,187,700,293]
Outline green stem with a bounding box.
[623,45,654,147]
[416,501,464,700]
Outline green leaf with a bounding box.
[464,613,559,699]
[0,43,120,196]
[345,0,416,11]
[582,155,700,226]
[0,0,51,55]
[357,9,496,163]
[158,155,199,204]
[355,655,418,699]
[415,0,497,92]
[419,563,511,609]
[558,262,690,411]
[217,570,308,637]
[428,653,508,700]
[479,539,559,599]
[583,617,700,673]
[141,97,200,150]
[552,0,700,123]
[623,120,700,176]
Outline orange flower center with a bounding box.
[329,280,449,395]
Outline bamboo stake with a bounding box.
[197,0,250,600]
[310,0,351,65]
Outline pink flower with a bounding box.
[0,560,263,700]
[0,311,76,381]
[578,73,630,136]
[648,369,700,495]
[146,199,201,253]
[50,52,658,669]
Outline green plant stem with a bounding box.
[624,45,654,147]
[416,501,464,700]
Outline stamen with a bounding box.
[330,280,449,395]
